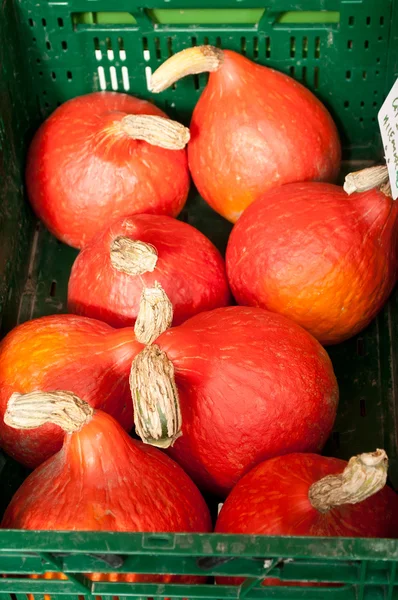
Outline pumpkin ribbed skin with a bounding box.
[26,92,190,248]
[188,51,341,222]
[154,306,338,496]
[68,214,231,328]
[0,315,142,468]
[226,182,398,345]
[215,453,398,585]
[2,410,211,585]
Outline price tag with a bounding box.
[378,78,398,200]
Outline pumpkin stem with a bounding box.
[344,165,391,196]
[130,344,182,448]
[150,46,224,94]
[120,115,190,149]
[134,282,173,345]
[110,236,158,276]
[308,449,388,514]
[4,391,93,433]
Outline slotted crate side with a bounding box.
[0,0,38,334]
[17,0,397,158]
[0,532,398,598]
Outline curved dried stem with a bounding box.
[344,165,390,196]
[134,282,173,345]
[110,237,158,277]
[5,391,93,433]
[150,46,224,93]
[308,449,388,513]
[130,344,182,448]
[120,115,190,149]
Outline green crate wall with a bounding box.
[1,0,398,598]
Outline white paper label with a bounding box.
[378,78,398,200]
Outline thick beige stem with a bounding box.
[110,237,158,276]
[130,344,182,448]
[4,391,93,433]
[120,115,190,149]
[344,165,390,196]
[134,283,173,345]
[150,46,224,94]
[308,449,388,514]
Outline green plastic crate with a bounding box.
[1,0,398,597]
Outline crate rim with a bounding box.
[0,531,398,561]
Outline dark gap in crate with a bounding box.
[241,37,246,56]
[67,70,72,80]
[265,36,271,58]
[289,65,295,77]
[364,40,369,49]
[333,431,340,449]
[344,100,349,108]
[346,70,351,79]
[366,16,371,25]
[61,40,67,50]
[314,36,320,58]
[348,16,354,26]
[28,18,34,26]
[216,36,222,48]
[360,398,366,417]
[46,41,51,50]
[253,36,258,58]
[49,281,57,297]
[42,17,46,27]
[302,65,307,84]
[191,36,197,47]
[167,37,173,57]
[58,17,64,27]
[154,37,161,59]
[347,40,353,49]
[290,36,295,58]
[302,36,308,58]
[357,337,365,356]
[313,66,319,89]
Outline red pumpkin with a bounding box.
[0,315,142,468]
[131,306,338,497]
[150,46,341,222]
[2,392,211,586]
[26,92,190,248]
[215,450,398,585]
[67,214,230,328]
[226,167,398,345]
